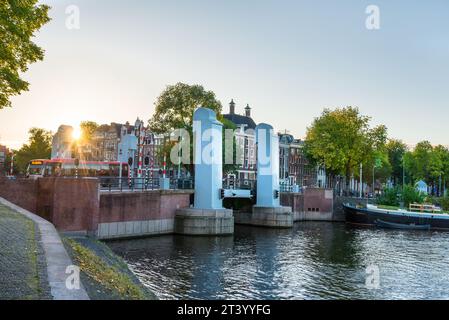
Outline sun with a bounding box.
[72,127,82,140]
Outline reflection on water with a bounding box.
[107,222,449,300]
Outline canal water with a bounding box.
[107,222,449,300]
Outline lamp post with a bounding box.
[359,163,363,198]
[10,152,14,176]
[177,135,181,179]
[402,156,405,190]
[118,148,123,189]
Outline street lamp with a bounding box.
[9,152,14,176]
[402,156,405,190]
[359,163,363,198]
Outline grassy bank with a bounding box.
[0,204,51,300]
[63,237,156,300]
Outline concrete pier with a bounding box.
[234,206,292,228]
[175,208,234,235]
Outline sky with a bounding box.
[1,0,448,150]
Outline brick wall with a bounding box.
[1,177,192,237]
[281,188,336,221]
[51,178,100,232]
[99,190,192,223]
[0,177,39,213]
[280,192,304,213]
[0,177,99,233]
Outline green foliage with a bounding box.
[386,139,408,185]
[377,187,400,207]
[148,82,222,134]
[362,151,392,186]
[0,0,51,109]
[80,121,99,143]
[377,185,426,208]
[65,239,148,300]
[157,114,237,174]
[14,127,52,173]
[149,83,229,174]
[221,117,238,174]
[438,197,449,211]
[404,142,449,193]
[401,185,425,207]
[304,106,388,187]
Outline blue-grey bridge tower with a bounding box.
[174,107,234,235]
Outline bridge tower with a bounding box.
[174,107,234,235]
[234,123,293,227]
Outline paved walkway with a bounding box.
[0,203,51,299]
[0,198,89,300]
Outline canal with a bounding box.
[107,222,449,299]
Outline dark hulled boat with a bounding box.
[344,203,449,231]
[375,219,430,230]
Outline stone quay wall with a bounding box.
[281,188,339,222]
[0,177,193,238]
[97,190,192,239]
[0,177,39,213]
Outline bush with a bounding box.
[377,185,426,208]
[440,197,449,211]
[377,187,400,207]
[401,185,426,207]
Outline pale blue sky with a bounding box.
[1,0,448,149]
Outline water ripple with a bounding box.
[107,223,449,300]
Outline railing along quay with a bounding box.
[99,177,194,192]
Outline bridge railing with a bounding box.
[222,178,256,191]
[99,177,194,192]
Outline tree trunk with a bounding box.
[345,162,351,196]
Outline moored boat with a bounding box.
[374,219,430,230]
[343,203,449,231]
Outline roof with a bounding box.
[223,113,256,130]
[416,180,428,187]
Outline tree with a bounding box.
[149,83,227,174]
[14,127,52,173]
[386,139,408,185]
[404,141,433,183]
[431,145,449,195]
[362,150,392,189]
[149,83,222,134]
[304,106,388,191]
[0,1,51,109]
[403,142,449,195]
[79,121,99,143]
[2,151,13,175]
[156,118,237,176]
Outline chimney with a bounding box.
[229,99,235,115]
[245,104,251,117]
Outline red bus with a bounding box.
[26,159,129,178]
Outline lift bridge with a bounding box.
[220,175,281,201]
[220,175,255,200]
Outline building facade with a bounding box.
[223,100,257,181]
[278,133,326,188]
[51,120,163,178]
[51,125,74,159]
[0,144,9,175]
